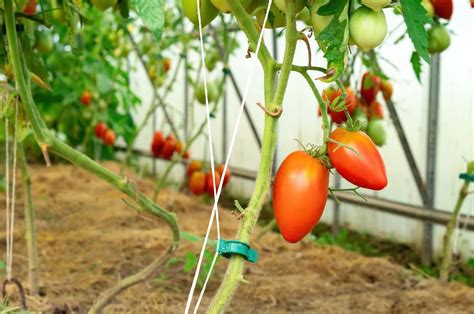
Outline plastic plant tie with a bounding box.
[217,239,258,263]
[459,173,474,182]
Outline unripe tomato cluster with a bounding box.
[95,122,115,146]
[150,131,190,161]
[186,161,232,198]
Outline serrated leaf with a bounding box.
[410,51,422,82]
[400,0,431,64]
[316,0,349,82]
[131,0,164,42]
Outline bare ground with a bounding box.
[0,162,473,313]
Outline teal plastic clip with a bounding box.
[459,173,474,182]
[217,239,259,263]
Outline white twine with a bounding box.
[184,1,273,313]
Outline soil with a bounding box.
[1,162,474,313]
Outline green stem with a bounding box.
[207,1,298,312]
[440,180,470,283]
[3,1,180,310]
[18,143,40,296]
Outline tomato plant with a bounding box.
[328,128,388,190]
[273,151,329,243]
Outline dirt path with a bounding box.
[0,162,473,313]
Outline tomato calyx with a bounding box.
[295,140,331,169]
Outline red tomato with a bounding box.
[186,160,202,177]
[151,131,165,157]
[23,0,36,15]
[273,151,329,243]
[159,138,176,160]
[471,0,474,8]
[205,171,221,198]
[328,128,387,190]
[175,141,183,154]
[103,129,116,146]
[432,0,453,19]
[94,122,107,139]
[360,72,381,105]
[216,164,231,187]
[380,80,393,102]
[369,101,384,119]
[189,171,206,195]
[163,58,171,73]
[321,87,356,124]
[80,90,92,107]
[183,150,190,159]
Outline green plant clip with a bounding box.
[217,239,258,263]
[459,173,474,182]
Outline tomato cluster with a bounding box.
[94,122,115,146]
[80,90,92,107]
[150,131,190,161]
[187,161,232,198]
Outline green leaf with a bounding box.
[131,0,164,42]
[183,252,197,272]
[400,0,431,64]
[410,51,422,82]
[316,0,350,82]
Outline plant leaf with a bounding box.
[131,0,164,42]
[410,51,422,82]
[316,0,350,82]
[400,0,431,64]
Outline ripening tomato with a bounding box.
[189,171,206,195]
[95,122,107,139]
[205,171,221,198]
[159,138,176,160]
[23,0,36,15]
[322,87,357,124]
[349,6,387,51]
[369,101,384,119]
[103,129,116,146]
[187,160,202,177]
[163,58,171,73]
[380,80,393,102]
[422,0,435,17]
[360,72,381,105]
[273,151,329,243]
[471,0,474,8]
[182,0,219,27]
[80,91,92,107]
[328,128,387,190]
[432,0,453,20]
[216,164,231,187]
[91,0,117,11]
[183,150,190,159]
[175,141,184,155]
[151,131,165,157]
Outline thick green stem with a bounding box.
[18,143,40,296]
[3,1,180,311]
[440,181,470,283]
[207,2,298,312]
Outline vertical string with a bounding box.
[8,102,19,279]
[4,117,10,280]
[185,1,274,313]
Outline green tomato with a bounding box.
[210,0,251,13]
[360,0,391,11]
[257,4,286,29]
[35,31,54,54]
[422,0,435,17]
[274,0,306,14]
[182,0,219,27]
[352,108,369,132]
[367,119,386,147]
[91,0,117,11]
[297,7,312,26]
[196,82,218,104]
[205,51,220,71]
[428,24,450,54]
[349,6,387,51]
